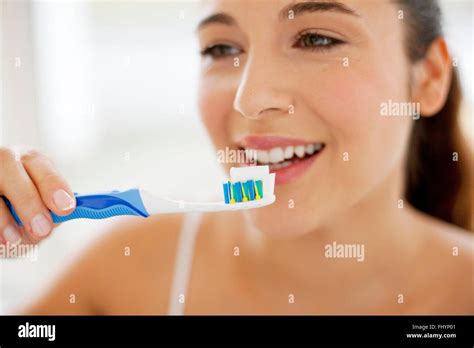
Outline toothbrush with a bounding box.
[3,166,276,226]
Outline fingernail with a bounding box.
[3,225,22,245]
[31,214,51,237]
[53,189,75,211]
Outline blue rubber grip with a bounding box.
[2,188,149,226]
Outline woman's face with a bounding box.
[197,0,414,238]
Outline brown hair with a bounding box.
[397,0,472,230]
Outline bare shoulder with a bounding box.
[27,214,185,315]
[99,213,185,270]
[415,215,474,314]
[429,219,474,268]
[89,214,186,314]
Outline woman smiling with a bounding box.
[0,0,472,315]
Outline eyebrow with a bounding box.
[279,1,360,20]
[196,1,359,32]
[196,12,236,32]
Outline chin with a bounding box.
[244,202,317,240]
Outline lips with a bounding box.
[237,135,325,185]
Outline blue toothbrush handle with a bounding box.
[2,188,150,226]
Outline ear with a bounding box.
[411,37,453,117]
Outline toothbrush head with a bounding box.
[138,165,276,215]
[223,180,261,204]
[223,166,275,207]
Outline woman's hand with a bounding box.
[0,147,75,245]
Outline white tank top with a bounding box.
[167,213,203,315]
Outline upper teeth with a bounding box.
[248,143,323,164]
[284,146,293,159]
[294,146,305,158]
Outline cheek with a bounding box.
[291,55,413,217]
[198,75,235,149]
[304,54,411,154]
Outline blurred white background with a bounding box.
[0,0,225,313]
[0,0,473,313]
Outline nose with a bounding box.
[233,53,295,120]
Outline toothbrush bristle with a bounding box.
[223,179,263,204]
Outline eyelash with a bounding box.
[200,31,344,59]
[200,44,242,59]
[294,31,344,52]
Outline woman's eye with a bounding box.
[295,32,343,51]
[200,44,241,59]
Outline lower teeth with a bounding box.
[274,161,292,169]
